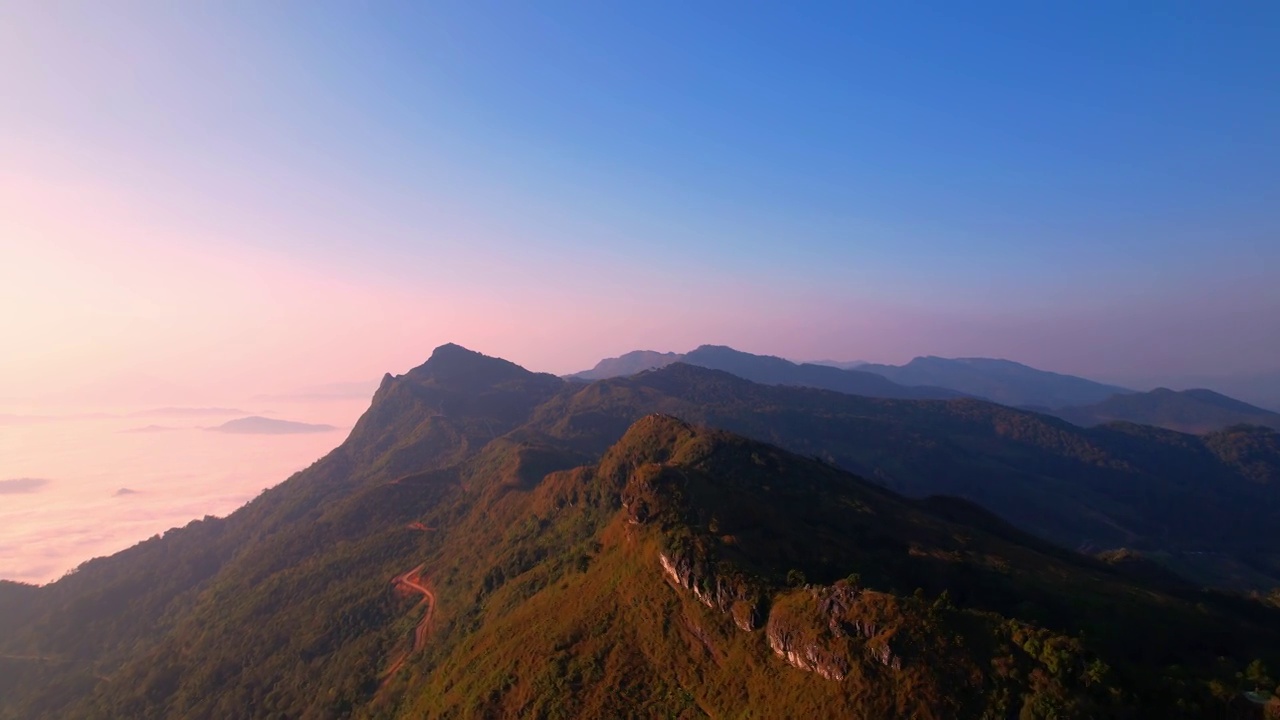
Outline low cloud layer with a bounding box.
[0,478,50,494]
[0,401,364,584]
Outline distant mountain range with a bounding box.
[1116,371,1280,413]
[569,345,962,400]
[3,343,1279,719]
[1049,387,1280,434]
[573,348,1124,408]
[572,347,1277,434]
[568,350,683,380]
[856,356,1132,409]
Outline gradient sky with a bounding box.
[3,1,1279,403]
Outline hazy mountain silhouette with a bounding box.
[567,350,682,380]
[207,416,337,435]
[1051,387,1280,434]
[0,478,49,495]
[3,347,1278,719]
[1116,370,1280,413]
[570,345,962,400]
[857,356,1132,408]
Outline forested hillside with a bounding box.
[2,345,1279,719]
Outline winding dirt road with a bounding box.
[380,563,436,685]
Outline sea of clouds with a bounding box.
[0,398,369,584]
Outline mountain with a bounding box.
[857,356,1132,408]
[0,478,49,495]
[679,345,963,400]
[528,361,1280,588]
[571,345,963,400]
[3,344,1280,719]
[567,350,682,381]
[1109,370,1280,413]
[855,357,1277,434]
[2,370,1279,718]
[1051,388,1280,434]
[207,416,338,434]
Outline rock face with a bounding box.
[621,415,904,679]
[657,551,763,631]
[764,584,904,681]
[654,551,905,681]
[765,618,854,681]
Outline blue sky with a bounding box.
[2,1,1278,396]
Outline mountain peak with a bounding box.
[404,343,543,387]
[567,349,682,381]
[592,414,713,488]
[620,413,697,445]
[428,342,485,362]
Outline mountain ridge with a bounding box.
[1050,387,1280,434]
[573,347,1273,433]
[856,355,1133,408]
[3,343,1280,718]
[569,345,964,401]
[4,382,1279,718]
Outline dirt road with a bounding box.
[380,564,436,684]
